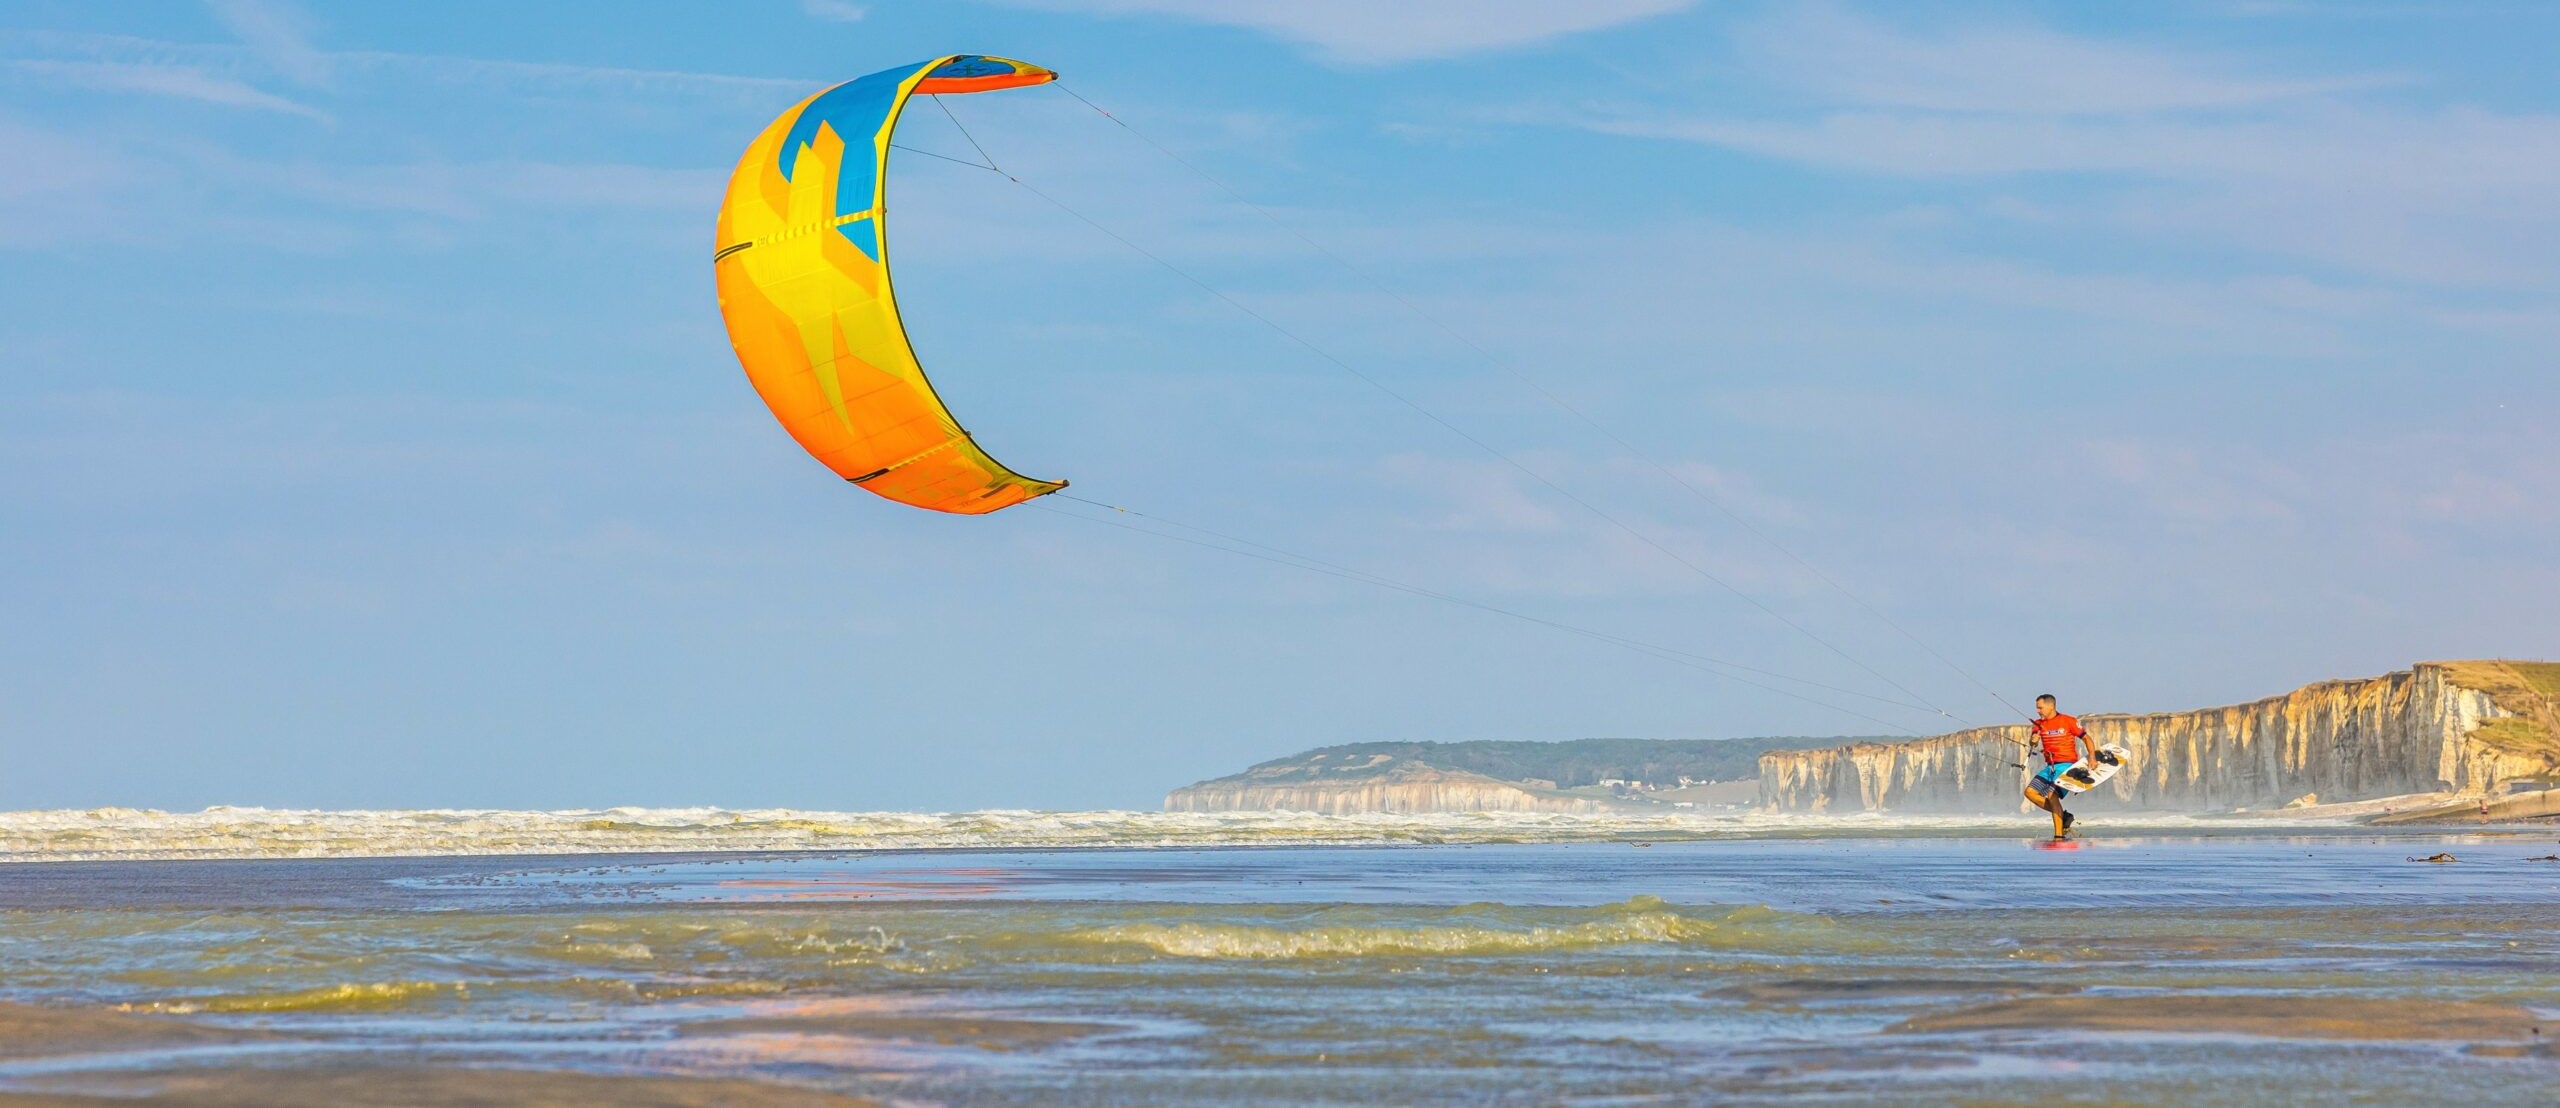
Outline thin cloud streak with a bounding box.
[1738,5,2402,114]
[1540,9,2560,290]
[994,0,1695,63]
[10,58,327,119]
[800,0,869,22]
[2,28,818,102]
[205,0,331,87]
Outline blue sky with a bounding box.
[5,1,2554,811]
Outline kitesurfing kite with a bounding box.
[714,55,1065,514]
[707,59,2022,741]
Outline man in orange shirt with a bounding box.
[2022,693,2092,839]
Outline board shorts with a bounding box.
[2029,761,2081,797]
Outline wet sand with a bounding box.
[0,1003,873,1107]
[1714,977,2078,1004]
[0,1067,873,1107]
[0,1004,277,1061]
[5,838,2555,1104]
[678,1013,1124,1051]
[1893,994,2549,1042]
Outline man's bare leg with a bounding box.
[2025,785,2067,838]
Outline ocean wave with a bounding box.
[1063,897,1806,959]
[0,806,2347,863]
[140,973,796,1015]
[167,978,467,1013]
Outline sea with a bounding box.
[1,808,2556,1104]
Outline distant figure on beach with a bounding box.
[2023,694,2092,839]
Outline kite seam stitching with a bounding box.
[715,209,881,261]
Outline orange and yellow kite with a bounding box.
[714,55,1064,514]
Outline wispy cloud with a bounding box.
[800,0,868,23]
[0,26,795,256]
[9,58,326,119]
[1548,8,2560,289]
[0,112,714,255]
[0,2,345,131]
[0,116,126,246]
[204,0,330,87]
[994,0,1693,63]
[206,156,719,221]
[1,28,814,104]
[1738,6,2395,114]
[333,49,815,101]
[1365,452,1822,601]
[2083,428,2559,549]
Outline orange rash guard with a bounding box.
[2032,713,2087,763]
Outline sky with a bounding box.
[3,1,2554,811]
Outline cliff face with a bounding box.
[1759,662,2558,814]
[1166,756,1627,815]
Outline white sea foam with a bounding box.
[0,806,2357,863]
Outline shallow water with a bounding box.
[2,833,2557,1104]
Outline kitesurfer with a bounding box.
[2022,694,2091,839]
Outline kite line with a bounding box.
[924,92,1992,729]
[1045,82,2035,725]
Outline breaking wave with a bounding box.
[0,806,2331,863]
[1063,898,1812,959]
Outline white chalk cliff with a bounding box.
[1757,661,2558,814]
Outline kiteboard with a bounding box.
[2053,743,2132,794]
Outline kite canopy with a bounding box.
[714,55,1064,515]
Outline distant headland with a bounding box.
[1166,661,2560,823]
[1164,736,1878,815]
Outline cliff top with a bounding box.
[2433,660,2560,758]
[1753,660,2560,765]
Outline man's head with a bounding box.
[2035,693,2058,719]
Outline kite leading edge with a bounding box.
[714,55,1065,515]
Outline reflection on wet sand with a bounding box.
[0,1003,279,1061]
[0,1065,873,1107]
[670,995,1126,1056]
[1713,977,2079,1004]
[0,1002,870,1107]
[1893,993,2550,1042]
[681,1014,1124,1051]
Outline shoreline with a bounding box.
[3,807,2554,866]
